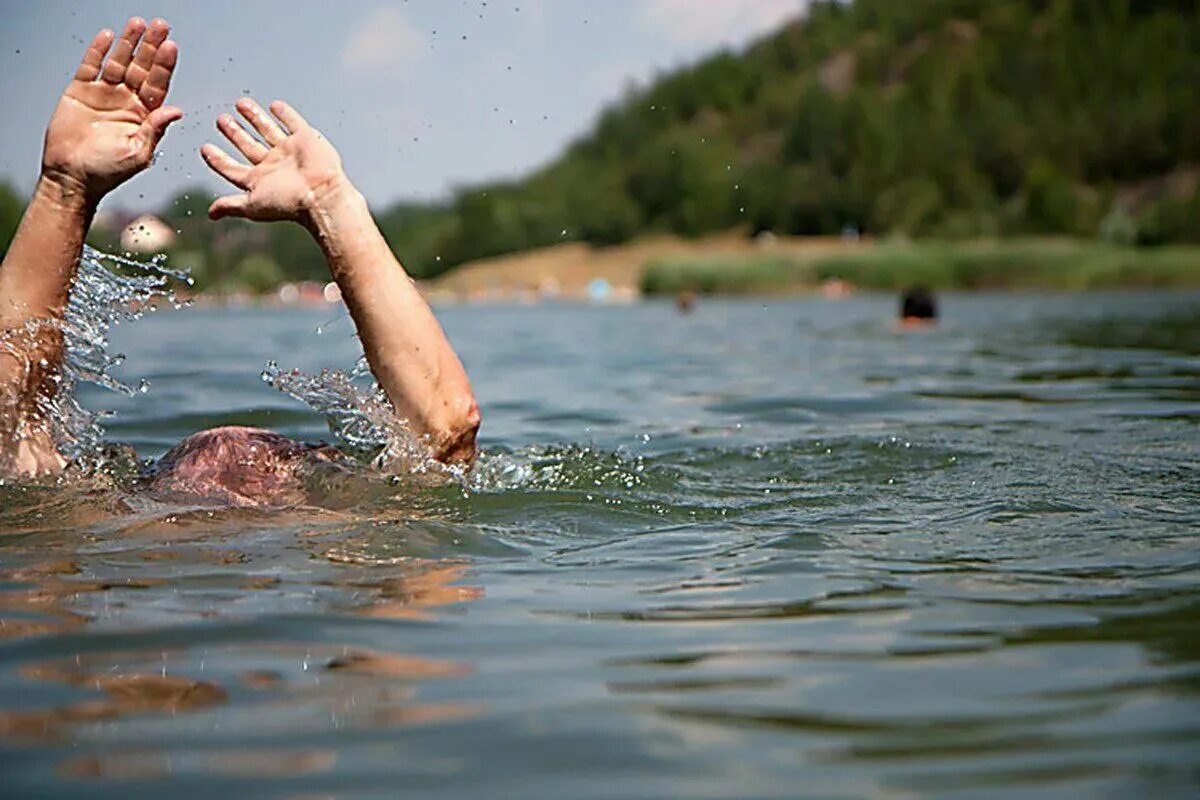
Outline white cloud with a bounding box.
[340,6,427,75]
[636,0,807,50]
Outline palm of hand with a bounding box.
[203,99,346,225]
[44,81,156,195]
[243,132,343,222]
[41,20,180,199]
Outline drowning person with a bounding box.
[0,18,480,507]
[899,285,938,329]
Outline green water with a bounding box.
[1,293,1198,798]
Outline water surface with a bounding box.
[1,292,1198,798]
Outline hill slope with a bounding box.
[377,0,1199,280]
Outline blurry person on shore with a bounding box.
[674,290,697,313]
[821,277,854,299]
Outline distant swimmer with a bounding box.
[0,18,479,504]
[899,285,938,329]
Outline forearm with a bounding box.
[0,173,94,330]
[0,173,92,475]
[305,178,479,463]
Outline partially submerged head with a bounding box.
[900,286,938,327]
[144,426,338,508]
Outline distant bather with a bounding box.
[900,286,938,326]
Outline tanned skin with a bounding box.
[0,18,480,495]
[0,18,181,477]
[200,97,480,464]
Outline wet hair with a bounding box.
[900,286,937,320]
[143,426,339,507]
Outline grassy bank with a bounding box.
[640,240,1200,295]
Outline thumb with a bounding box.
[209,193,249,221]
[144,105,184,143]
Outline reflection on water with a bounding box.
[0,508,483,775]
[0,292,1198,798]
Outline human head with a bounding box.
[900,286,937,323]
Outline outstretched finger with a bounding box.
[237,97,287,146]
[143,105,183,142]
[125,17,169,92]
[138,39,178,111]
[200,143,251,189]
[217,113,268,163]
[209,194,250,221]
[74,29,115,81]
[268,100,309,135]
[101,17,146,84]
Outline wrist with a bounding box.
[36,169,100,215]
[300,171,366,239]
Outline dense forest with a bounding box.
[1,0,1197,289]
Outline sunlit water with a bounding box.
[1,291,1198,798]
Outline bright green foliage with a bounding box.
[642,256,808,295]
[0,182,24,255]
[7,0,1196,291]
[379,0,1199,278]
[642,239,1200,295]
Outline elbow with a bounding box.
[432,397,481,466]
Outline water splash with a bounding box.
[261,357,457,481]
[0,245,190,470]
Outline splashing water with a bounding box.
[0,245,190,470]
[1,242,456,484]
[261,356,459,481]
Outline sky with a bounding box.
[0,0,808,212]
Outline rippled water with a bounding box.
[1,292,1198,798]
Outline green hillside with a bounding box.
[4,0,1198,291]
[375,0,1200,279]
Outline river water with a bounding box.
[0,292,1197,798]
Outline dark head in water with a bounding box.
[900,286,938,328]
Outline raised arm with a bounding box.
[0,18,182,477]
[200,98,480,465]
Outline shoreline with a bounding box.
[161,235,1200,306]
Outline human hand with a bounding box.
[41,17,182,202]
[200,98,348,226]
